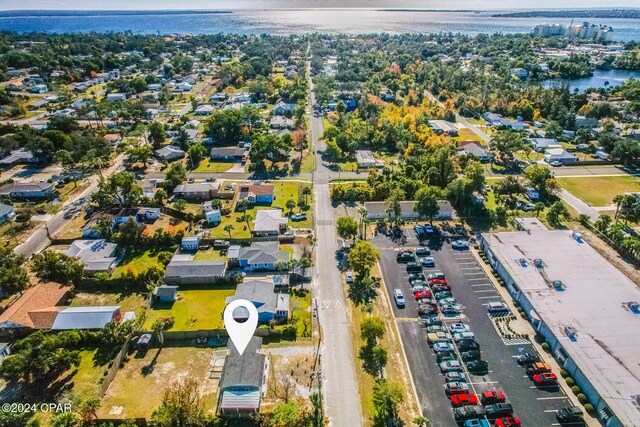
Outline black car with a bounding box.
[457,339,480,351]
[431,284,451,293]
[516,352,540,365]
[466,359,489,373]
[461,350,482,361]
[424,318,443,327]
[396,252,415,263]
[484,403,513,418]
[415,247,430,256]
[556,406,584,424]
[453,406,486,421]
[408,273,425,281]
[406,262,422,272]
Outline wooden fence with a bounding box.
[98,339,132,398]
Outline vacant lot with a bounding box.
[193,158,233,173]
[71,291,148,319]
[98,347,219,419]
[557,175,640,206]
[112,248,165,278]
[143,287,235,331]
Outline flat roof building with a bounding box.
[479,218,640,427]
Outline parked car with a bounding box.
[406,262,422,272]
[437,352,457,363]
[433,342,454,353]
[393,289,405,308]
[516,353,540,365]
[439,360,462,372]
[434,291,453,300]
[453,406,486,421]
[444,371,465,382]
[484,403,513,418]
[550,160,563,167]
[449,323,471,333]
[480,391,506,405]
[556,406,584,424]
[487,302,510,313]
[445,381,469,395]
[452,240,470,250]
[525,362,552,375]
[431,283,451,293]
[213,240,231,249]
[396,252,415,263]
[410,279,427,287]
[420,257,436,267]
[291,213,307,221]
[408,273,425,281]
[426,325,446,333]
[424,224,435,234]
[532,372,558,385]
[463,419,490,427]
[461,350,482,361]
[521,203,536,212]
[415,246,430,255]
[345,272,354,283]
[466,360,489,372]
[419,304,437,317]
[453,331,476,342]
[440,304,460,315]
[428,332,450,344]
[414,225,426,236]
[424,318,443,327]
[457,339,480,351]
[439,297,458,306]
[495,418,521,427]
[427,272,445,280]
[451,393,479,407]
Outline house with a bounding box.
[230,241,290,271]
[457,142,493,163]
[482,112,526,130]
[51,306,123,330]
[164,259,227,285]
[575,115,598,129]
[510,68,529,79]
[355,150,376,168]
[28,99,49,111]
[428,120,458,136]
[173,182,220,200]
[195,104,215,115]
[273,100,297,116]
[147,83,162,91]
[269,116,294,130]
[203,201,222,225]
[103,134,122,146]
[238,184,274,205]
[106,93,127,102]
[217,336,266,415]
[0,148,39,167]
[527,138,562,152]
[253,209,287,237]
[0,182,55,199]
[544,148,577,165]
[364,200,454,221]
[472,191,485,206]
[155,146,185,161]
[211,147,247,162]
[0,203,15,224]
[183,129,199,141]
[0,282,71,329]
[30,84,47,93]
[181,236,201,251]
[0,343,10,364]
[226,280,290,323]
[155,285,178,303]
[66,239,119,274]
[52,108,76,117]
[137,207,161,221]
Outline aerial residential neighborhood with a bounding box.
[0,5,639,427]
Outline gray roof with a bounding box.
[65,239,118,272]
[237,241,290,265]
[211,147,247,157]
[460,142,491,158]
[0,148,35,165]
[0,181,54,195]
[173,182,219,194]
[226,280,289,314]
[51,306,120,330]
[219,336,265,390]
[155,145,185,159]
[165,260,227,278]
[0,203,15,217]
[155,285,178,298]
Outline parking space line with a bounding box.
[474,289,499,293]
[461,267,481,271]
[470,284,493,287]
[463,272,486,276]
[467,277,489,281]
[457,262,478,265]
[537,396,569,400]
[478,296,501,300]
[468,381,499,385]
[545,409,560,413]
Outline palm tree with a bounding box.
[224,224,234,238]
[613,194,625,221]
[357,207,368,238]
[302,186,312,204]
[286,198,296,215]
[238,213,252,231]
[533,202,545,218]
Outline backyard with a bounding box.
[71,290,148,319]
[112,248,165,279]
[142,287,235,331]
[557,175,640,207]
[98,346,219,419]
[192,158,234,173]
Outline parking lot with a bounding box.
[373,226,574,426]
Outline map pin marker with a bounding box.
[224,299,259,356]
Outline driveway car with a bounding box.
[451,393,479,407]
[420,257,436,267]
[393,289,405,308]
[495,418,521,427]
[454,406,486,421]
[521,203,536,212]
[516,353,540,365]
[550,160,563,167]
[487,301,510,313]
[445,381,469,395]
[345,272,354,283]
[484,403,513,418]
[532,372,558,385]
[291,213,307,221]
[439,360,463,372]
[449,323,471,333]
[480,391,506,405]
[452,240,470,250]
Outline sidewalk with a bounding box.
[470,248,601,427]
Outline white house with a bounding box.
[253,209,287,237]
[155,146,185,161]
[544,148,577,165]
[181,236,201,251]
[106,93,127,102]
[428,120,458,136]
[203,201,222,225]
[195,104,215,115]
[355,150,376,168]
[0,203,15,224]
[527,138,562,152]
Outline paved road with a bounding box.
[557,189,600,221]
[14,155,125,256]
[310,74,362,426]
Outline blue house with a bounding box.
[273,100,297,116]
[225,280,290,323]
[238,184,274,205]
[229,241,290,271]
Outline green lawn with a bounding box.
[70,349,110,400]
[192,158,233,173]
[143,287,235,331]
[454,128,486,143]
[557,175,640,207]
[71,291,148,319]
[112,248,163,278]
[300,150,316,173]
[193,249,226,260]
[271,181,313,228]
[289,289,312,339]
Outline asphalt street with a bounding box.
[374,228,573,426]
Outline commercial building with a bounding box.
[479,218,640,427]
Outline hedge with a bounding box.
[577,393,588,404]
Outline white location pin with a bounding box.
[223,299,259,356]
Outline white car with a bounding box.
[521,203,536,212]
[394,289,405,308]
[439,360,463,372]
[345,272,354,283]
[549,161,563,167]
[439,297,458,306]
[420,257,436,267]
[487,301,510,313]
[453,331,476,342]
[449,323,471,333]
[451,240,469,250]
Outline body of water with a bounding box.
[0,9,639,41]
[543,69,640,91]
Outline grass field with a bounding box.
[557,175,640,207]
[70,349,111,400]
[143,287,235,331]
[112,248,163,278]
[454,127,486,143]
[289,289,312,339]
[193,158,233,173]
[71,291,148,318]
[98,347,219,419]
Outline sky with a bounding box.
[3,0,640,10]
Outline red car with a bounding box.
[533,372,558,385]
[481,390,506,404]
[429,278,448,285]
[495,417,521,427]
[414,290,432,299]
[450,393,479,407]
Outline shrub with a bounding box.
[565,377,575,387]
[559,369,569,378]
[571,386,581,395]
[281,325,297,340]
[584,404,595,414]
[541,342,550,352]
[577,393,588,404]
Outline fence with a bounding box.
[138,328,280,341]
[99,339,132,398]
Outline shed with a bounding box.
[155,285,178,303]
